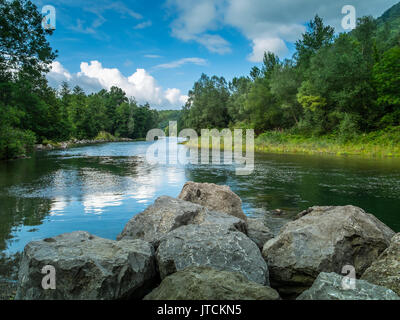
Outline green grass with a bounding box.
[184,126,400,158]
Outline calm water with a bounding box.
[1,139,400,273]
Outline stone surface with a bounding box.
[361,233,400,296]
[247,218,274,249]
[178,182,247,220]
[144,266,280,300]
[297,272,400,300]
[156,224,269,285]
[262,205,395,298]
[15,231,157,300]
[117,196,247,245]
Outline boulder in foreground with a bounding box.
[15,231,157,300]
[156,224,269,285]
[262,205,395,298]
[247,217,274,249]
[297,272,400,300]
[117,196,247,245]
[361,233,400,296]
[178,182,247,220]
[144,266,280,300]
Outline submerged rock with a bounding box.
[156,224,269,285]
[144,266,280,300]
[15,231,157,300]
[247,218,274,249]
[297,272,400,300]
[361,233,400,296]
[178,182,247,220]
[262,205,394,298]
[117,196,247,245]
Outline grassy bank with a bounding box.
[184,126,400,158]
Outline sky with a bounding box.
[33,0,399,110]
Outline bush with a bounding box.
[0,127,36,160]
[338,113,359,143]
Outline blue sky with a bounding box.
[34,0,399,109]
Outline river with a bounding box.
[1,139,400,279]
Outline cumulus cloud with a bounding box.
[47,61,188,108]
[167,0,399,61]
[247,38,288,62]
[154,57,207,69]
[167,0,231,54]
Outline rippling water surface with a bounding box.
[1,139,400,268]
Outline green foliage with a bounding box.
[179,2,400,158]
[180,74,230,133]
[373,47,400,115]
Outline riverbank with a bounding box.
[183,127,400,158]
[35,132,135,152]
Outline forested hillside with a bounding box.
[1,0,400,160]
[0,0,159,160]
[179,3,400,155]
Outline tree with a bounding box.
[295,15,335,69]
[181,74,230,133]
[373,46,400,126]
[0,0,57,79]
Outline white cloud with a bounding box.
[47,61,188,108]
[134,20,152,29]
[165,88,188,105]
[167,0,231,54]
[247,37,289,62]
[167,0,399,61]
[154,57,207,69]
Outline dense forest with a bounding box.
[179,3,400,150]
[0,0,159,160]
[1,0,400,160]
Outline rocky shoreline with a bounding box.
[34,137,134,152]
[7,182,400,300]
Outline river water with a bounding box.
[1,139,400,277]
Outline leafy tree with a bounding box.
[373,46,400,126]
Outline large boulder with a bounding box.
[117,196,247,245]
[361,233,400,295]
[178,182,247,221]
[297,272,400,300]
[144,266,280,300]
[156,224,269,285]
[262,206,395,298]
[247,217,274,249]
[15,231,157,300]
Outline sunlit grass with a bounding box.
[183,127,400,159]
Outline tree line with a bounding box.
[179,7,400,144]
[0,0,159,160]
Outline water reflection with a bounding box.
[0,139,400,279]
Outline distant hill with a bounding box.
[376,1,400,49]
[157,110,181,131]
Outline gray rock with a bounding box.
[361,233,400,296]
[117,196,247,245]
[178,182,247,221]
[156,224,269,285]
[15,231,157,300]
[262,205,395,298]
[247,218,274,249]
[144,266,280,300]
[297,272,400,300]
